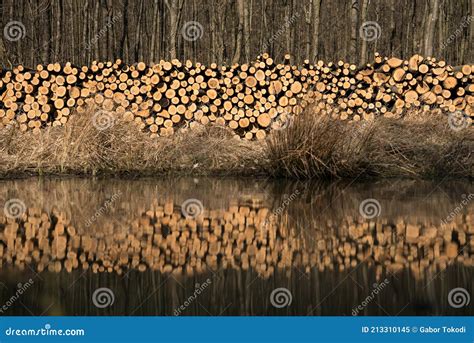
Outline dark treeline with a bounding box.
[0,0,472,68]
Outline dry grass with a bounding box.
[1,105,472,179]
[0,106,267,178]
[267,105,473,178]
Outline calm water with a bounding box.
[0,177,472,316]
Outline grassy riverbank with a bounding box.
[0,105,472,179]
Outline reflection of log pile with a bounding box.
[0,53,472,139]
[1,199,472,278]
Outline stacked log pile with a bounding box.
[0,53,472,139]
[1,199,472,278]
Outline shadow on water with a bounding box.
[0,177,472,316]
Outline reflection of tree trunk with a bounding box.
[310,0,321,63]
[232,0,244,64]
[350,0,359,62]
[359,0,368,65]
[423,0,439,57]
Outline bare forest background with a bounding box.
[0,0,472,69]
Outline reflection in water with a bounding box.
[0,177,472,315]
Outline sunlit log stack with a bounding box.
[0,53,472,139]
[0,199,472,279]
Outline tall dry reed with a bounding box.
[267,105,473,178]
[0,106,266,177]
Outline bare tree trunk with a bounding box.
[216,1,226,64]
[134,0,144,61]
[150,0,160,63]
[232,0,244,64]
[349,0,359,62]
[411,0,419,55]
[470,0,474,62]
[82,0,89,63]
[310,0,321,62]
[70,0,76,64]
[93,0,100,60]
[243,0,251,61]
[359,0,368,64]
[54,1,62,61]
[46,3,53,63]
[284,1,292,54]
[423,0,440,57]
[165,0,184,60]
[165,0,178,59]
[106,0,114,62]
[209,0,216,63]
[389,0,396,55]
[120,0,130,62]
[0,38,8,67]
[209,0,225,64]
[0,0,470,67]
[260,0,267,56]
